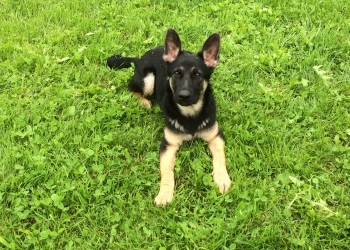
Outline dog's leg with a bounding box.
[154,139,179,205]
[129,72,154,109]
[154,128,191,206]
[198,122,231,193]
[208,133,232,193]
[132,92,152,109]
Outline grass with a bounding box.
[1,0,350,249]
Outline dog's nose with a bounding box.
[178,90,191,100]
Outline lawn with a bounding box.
[1,0,350,249]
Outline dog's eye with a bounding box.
[174,70,181,76]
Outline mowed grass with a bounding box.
[1,0,350,249]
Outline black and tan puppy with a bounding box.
[107,28,231,205]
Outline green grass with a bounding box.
[1,0,350,249]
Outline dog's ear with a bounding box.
[200,33,220,68]
[163,28,183,63]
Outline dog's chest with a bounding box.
[167,117,211,135]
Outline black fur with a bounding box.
[107,28,221,137]
[107,55,137,69]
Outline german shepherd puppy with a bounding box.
[107,28,231,205]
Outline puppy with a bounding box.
[107,28,231,205]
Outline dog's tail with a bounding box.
[107,55,138,69]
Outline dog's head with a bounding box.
[163,28,220,107]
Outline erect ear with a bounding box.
[200,33,220,68]
[163,28,183,63]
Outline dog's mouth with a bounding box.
[176,100,192,106]
[175,96,197,107]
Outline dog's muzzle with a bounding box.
[177,90,197,106]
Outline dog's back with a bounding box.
[107,46,167,105]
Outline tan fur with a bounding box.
[154,123,231,206]
[154,144,178,205]
[207,134,231,194]
[143,73,155,97]
[177,100,203,117]
[168,78,174,93]
[197,122,231,193]
[196,121,219,141]
[154,128,191,205]
[132,92,152,109]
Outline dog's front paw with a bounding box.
[154,188,174,206]
[213,171,232,194]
